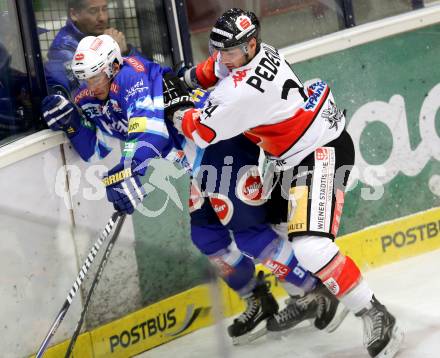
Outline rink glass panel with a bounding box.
[33,0,173,90]
[352,0,414,25]
[0,2,40,146]
[186,0,344,63]
[34,0,143,60]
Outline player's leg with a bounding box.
[196,134,316,293]
[281,130,403,357]
[292,235,403,357]
[194,135,280,344]
[208,158,327,337]
[190,213,278,345]
[234,221,345,334]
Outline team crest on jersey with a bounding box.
[322,100,344,130]
[236,15,252,31]
[232,68,251,87]
[236,166,266,206]
[209,194,233,225]
[191,89,210,109]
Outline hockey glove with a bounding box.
[102,163,146,215]
[162,72,194,122]
[41,94,81,137]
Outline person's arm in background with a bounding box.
[105,27,141,57]
[45,31,82,96]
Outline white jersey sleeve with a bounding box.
[186,43,306,147]
[183,43,345,168]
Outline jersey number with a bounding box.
[203,100,219,119]
[281,79,307,102]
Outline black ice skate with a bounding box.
[356,296,404,358]
[314,283,349,332]
[227,271,279,345]
[267,282,349,334]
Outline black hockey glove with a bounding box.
[162,72,194,121]
[173,61,199,89]
[41,94,81,137]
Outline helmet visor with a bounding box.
[209,40,248,64]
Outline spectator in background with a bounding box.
[45,0,135,95]
[0,41,29,140]
[0,11,39,140]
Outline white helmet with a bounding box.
[71,34,123,80]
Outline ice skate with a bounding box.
[227,271,279,345]
[266,282,349,335]
[356,296,404,357]
[314,283,349,332]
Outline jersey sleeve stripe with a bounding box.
[244,85,330,157]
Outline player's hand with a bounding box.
[162,72,194,122]
[104,27,128,54]
[41,94,80,136]
[102,163,146,215]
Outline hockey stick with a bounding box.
[64,212,126,357]
[35,211,125,358]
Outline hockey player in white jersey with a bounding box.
[165,8,404,358]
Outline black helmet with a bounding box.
[209,8,260,50]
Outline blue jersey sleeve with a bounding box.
[71,87,113,161]
[117,57,171,175]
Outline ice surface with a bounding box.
[138,249,440,358]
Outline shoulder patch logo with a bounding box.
[125,57,145,73]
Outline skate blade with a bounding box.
[325,306,350,333]
[375,325,404,358]
[232,326,267,346]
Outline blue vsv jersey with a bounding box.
[71,55,209,175]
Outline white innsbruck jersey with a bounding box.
[188,43,346,170]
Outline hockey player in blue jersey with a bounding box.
[41,34,347,344]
